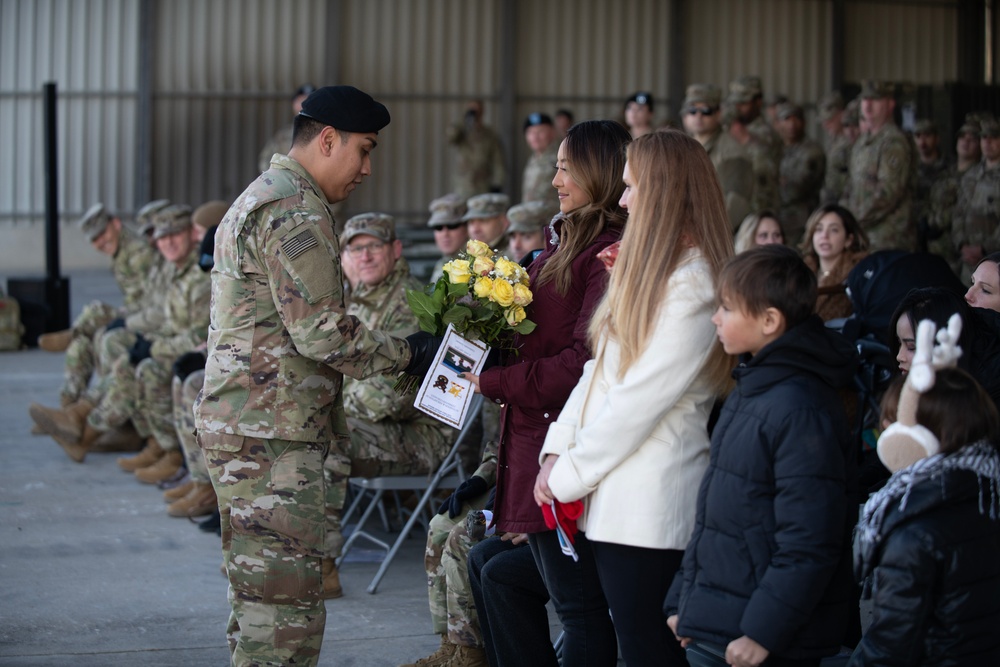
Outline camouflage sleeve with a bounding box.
[124,300,166,334]
[149,275,211,363]
[926,176,958,246]
[262,218,411,379]
[471,439,498,487]
[750,146,780,212]
[118,242,159,314]
[856,137,912,222]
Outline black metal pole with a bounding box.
[43,81,59,281]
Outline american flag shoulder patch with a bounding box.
[283,230,319,260]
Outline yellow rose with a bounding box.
[490,278,515,307]
[473,255,495,276]
[505,305,527,326]
[473,276,494,299]
[494,257,519,279]
[466,239,492,258]
[512,283,533,307]
[443,259,472,284]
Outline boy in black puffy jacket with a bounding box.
[665,245,858,667]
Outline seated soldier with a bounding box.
[464,193,510,251]
[506,200,558,263]
[321,213,456,598]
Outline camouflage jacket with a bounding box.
[521,143,559,206]
[926,163,973,265]
[257,123,294,173]
[112,227,161,315]
[148,250,212,364]
[821,133,854,205]
[448,123,506,198]
[195,154,411,444]
[953,160,1000,251]
[704,129,754,232]
[841,124,915,251]
[734,119,780,212]
[342,258,427,423]
[779,138,827,242]
[124,253,171,333]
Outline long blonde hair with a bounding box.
[534,120,630,295]
[588,130,734,392]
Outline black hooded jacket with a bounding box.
[665,316,859,659]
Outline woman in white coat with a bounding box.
[534,130,734,666]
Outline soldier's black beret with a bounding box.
[298,85,390,134]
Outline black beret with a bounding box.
[523,112,553,131]
[298,85,391,134]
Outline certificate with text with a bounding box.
[413,324,489,429]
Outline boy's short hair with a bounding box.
[719,245,817,329]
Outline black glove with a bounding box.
[484,485,496,512]
[128,335,153,366]
[172,351,207,381]
[403,331,443,376]
[482,347,502,372]
[437,476,489,518]
[105,318,126,331]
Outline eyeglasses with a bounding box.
[344,240,387,257]
[684,107,718,117]
[434,223,465,231]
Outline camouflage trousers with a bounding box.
[424,492,490,647]
[201,433,327,667]
[173,370,208,482]
[61,301,119,404]
[83,327,137,406]
[324,417,454,559]
[88,354,175,449]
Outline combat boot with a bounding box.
[134,449,184,484]
[399,635,457,667]
[167,481,217,518]
[442,645,488,667]
[163,479,194,502]
[29,399,93,443]
[320,557,343,599]
[52,423,102,463]
[118,438,164,472]
[90,422,144,453]
[38,329,72,352]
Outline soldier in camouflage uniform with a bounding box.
[681,83,754,231]
[506,200,557,263]
[953,119,1000,283]
[257,83,314,173]
[520,113,559,208]
[464,193,510,252]
[194,86,415,667]
[926,115,985,270]
[323,213,455,593]
[428,194,470,282]
[911,119,953,252]
[403,442,497,667]
[726,76,781,212]
[841,80,916,251]
[776,102,827,246]
[448,100,505,198]
[818,91,856,205]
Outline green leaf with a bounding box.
[448,282,470,298]
[512,319,537,335]
[442,305,473,328]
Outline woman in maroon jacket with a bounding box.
[463,119,630,666]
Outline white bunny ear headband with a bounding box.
[877,314,963,473]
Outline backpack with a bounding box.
[0,288,25,351]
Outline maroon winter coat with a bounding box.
[478,218,622,534]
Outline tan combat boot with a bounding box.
[442,645,488,667]
[134,449,184,484]
[52,423,102,463]
[117,438,165,472]
[38,329,72,352]
[399,636,457,667]
[29,399,93,443]
[320,557,343,599]
[163,480,194,502]
[90,422,145,453]
[167,481,217,518]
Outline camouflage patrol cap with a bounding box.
[341,212,395,244]
[959,113,984,137]
[136,199,170,234]
[625,91,654,111]
[150,204,193,240]
[298,85,390,133]
[727,76,763,104]
[860,80,894,100]
[843,98,861,127]
[192,200,230,230]
[816,91,844,122]
[463,193,511,221]
[981,120,1000,138]
[78,203,111,242]
[912,119,939,136]
[507,201,558,234]
[523,113,554,131]
[775,102,804,121]
[427,193,467,228]
[766,93,788,107]
[682,84,722,109]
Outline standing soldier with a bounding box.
[953,119,1000,282]
[912,119,952,252]
[520,113,559,207]
[927,115,984,270]
[448,100,505,198]
[726,76,781,212]
[841,80,915,251]
[817,91,855,205]
[775,102,827,245]
[194,86,421,667]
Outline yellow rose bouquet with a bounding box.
[394,240,537,393]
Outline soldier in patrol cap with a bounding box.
[818,91,855,205]
[775,102,826,244]
[681,83,754,230]
[427,193,470,282]
[447,99,506,198]
[726,75,781,211]
[840,80,916,251]
[464,192,511,250]
[506,200,558,262]
[193,84,428,667]
[912,119,952,252]
[521,113,559,207]
[953,118,1000,282]
[624,91,655,139]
